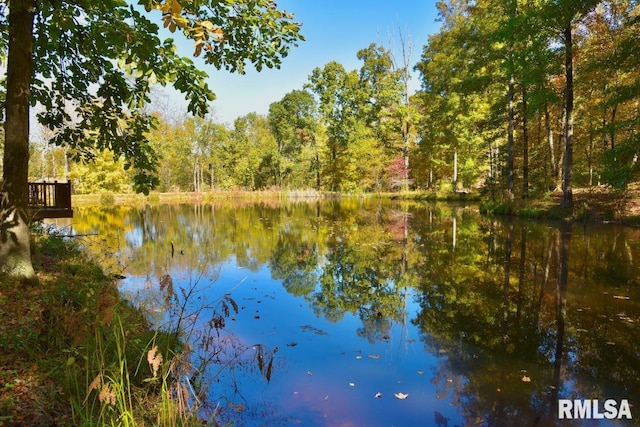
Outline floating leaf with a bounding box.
[349,382,355,387]
[417,370,424,375]
[368,354,381,359]
[307,371,313,376]
[395,392,409,400]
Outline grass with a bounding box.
[71,187,483,209]
[0,228,204,426]
[479,184,640,225]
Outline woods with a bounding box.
[27,1,639,200]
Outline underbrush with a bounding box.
[0,230,204,426]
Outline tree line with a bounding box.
[28,0,640,204]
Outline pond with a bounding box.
[52,199,640,426]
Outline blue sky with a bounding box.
[162,1,442,125]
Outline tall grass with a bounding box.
[0,227,205,425]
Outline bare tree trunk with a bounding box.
[521,85,529,198]
[545,104,558,190]
[507,73,515,199]
[561,24,574,208]
[1,0,37,283]
[452,147,458,189]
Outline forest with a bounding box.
[19,0,640,204]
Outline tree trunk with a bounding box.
[561,24,574,208]
[507,73,515,199]
[521,85,529,198]
[1,0,36,283]
[610,105,617,151]
[545,104,558,190]
[452,147,458,189]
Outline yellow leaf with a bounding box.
[200,20,214,31]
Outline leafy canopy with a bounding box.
[0,0,303,193]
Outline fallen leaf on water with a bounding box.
[375,392,382,398]
[355,355,362,360]
[349,382,355,387]
[307,371,313,376]
[417,370,424,375]
[522,376,531,382]
[368,354,381,359]
[395,392,409,400]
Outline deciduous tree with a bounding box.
[0,0,303,281]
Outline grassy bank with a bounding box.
[479,185,640,226]
[0,230,201,426]
[73,188,482,208]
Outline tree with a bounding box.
[268,89,319,188]
[540,0,600,207]
[0,0,303,282]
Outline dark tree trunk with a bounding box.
[1,0,36,282]
[521,85,529,198]
[561,24,574,208]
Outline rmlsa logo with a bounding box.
[558,399,632,420]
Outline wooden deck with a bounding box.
[28,181,74,220]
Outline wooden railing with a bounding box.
[28,180,74,220]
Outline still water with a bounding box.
[54,199,640,426]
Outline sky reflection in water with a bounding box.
[59,200,640,426]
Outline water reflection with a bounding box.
[54,200,640,426]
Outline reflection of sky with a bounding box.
[64,204,640,426]
[125,228,144,248]
[120,259,463,427]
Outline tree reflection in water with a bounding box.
[56,200,640,426]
